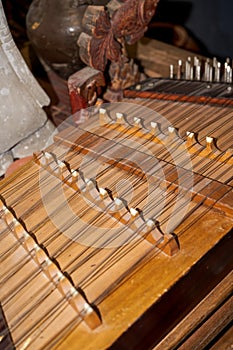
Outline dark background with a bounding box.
[2,0,233,61]
[153,0,233,59]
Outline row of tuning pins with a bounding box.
[170,56,233,83]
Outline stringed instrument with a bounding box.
[0,74,233,350]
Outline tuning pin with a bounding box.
[226,65,232,83]
[177,59,182,79]
[193,56,200,80]
[135,84,142,91]
[213,57,217,68]
[204,59,211,81]
[169,64,174,79]
[215,62,221,82]
[224,62,229,82]
[195,64,201,81]
[190,66,194,80]
[185,57,192,80]
[209,66,213,82]
[194,56,200,67]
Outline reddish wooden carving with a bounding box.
[89,0,159,71]
[68,66,105,114]
[68,0,159,111]
[90,10,121,71]
[112,0,159,44]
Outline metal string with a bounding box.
[0,82,232,348]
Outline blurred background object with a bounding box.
[3,0,233,70]
[26,0,110,79]
[26,0,87,80]
[1,0,233,173]
[0,0,55,176]
[147,0,233,59]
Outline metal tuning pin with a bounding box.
[169,64,174,79]
[204,58,211,81]
[185,56,192,80]
[224,62,228,82]
[135,83,142,91]
[195,64,201,81]
[177,59,182,79]
[226,65,232,83]
[193,56,200,81]
[209,66,213,82]
[174,55,233,83]
[215,62,221,82]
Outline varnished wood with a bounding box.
[131,37,208,78]
[0,81,233,349]
[153,270,233,349]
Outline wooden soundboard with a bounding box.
[0,95,232,349]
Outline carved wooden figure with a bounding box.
[68,0,160,113]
